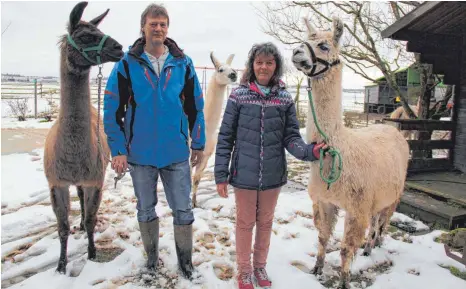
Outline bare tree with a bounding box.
[7,98,29,121]
[254,1,429,118]
[283,60,306,127]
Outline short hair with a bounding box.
[240,42,284,86]
[140,3,169,34]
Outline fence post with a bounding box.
[34,78,37,118]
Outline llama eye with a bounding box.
[318,43,330,51]
[218,68,224,73]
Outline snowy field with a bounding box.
[2,133,465,289]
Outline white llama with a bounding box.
[192,52,237,207]
[292,17,410,289]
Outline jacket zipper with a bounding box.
[259,99,265,190]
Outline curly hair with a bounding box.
[240,42,284,86]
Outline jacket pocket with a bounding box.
[231,146,240,178]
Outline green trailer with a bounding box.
[364,66,448,114]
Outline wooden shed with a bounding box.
[381,1,466,233]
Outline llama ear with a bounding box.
[332,17,344,46]
[303,17,317,39]
[210,51,221,69]
[90,9,109,27]
[226,54,235,65]
[69,1,88,32]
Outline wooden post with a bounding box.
[33,78,37,118]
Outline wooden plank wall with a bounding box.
[453,35,466,173]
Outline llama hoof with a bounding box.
[362,247,372,256]
[374,238,383,247]
[56,263,67,275]
[88,247,96,260]
[311,264,323,275]
[337,280,351,289]
[338,274,351,289]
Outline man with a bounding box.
[103,3,205,279]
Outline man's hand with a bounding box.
[312,142,329,160]
[112,155,128,174]
[216,183,228,198]
[190,149,204,168]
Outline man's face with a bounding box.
[142,16,168,46]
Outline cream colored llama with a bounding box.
[292,17,410,288]
[390,102,419,140]
[191,52,237,207]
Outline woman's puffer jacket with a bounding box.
[214,81,317,191]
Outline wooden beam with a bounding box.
[420,54,458,65]
[382,119,455,131]
[381,2,442,39]
[443,72,460,85]
[408,140,454,150]
[393,30,460,45]
[408,158,453,173]
[407,39,460,55]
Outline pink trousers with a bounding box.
[234,187,281,274]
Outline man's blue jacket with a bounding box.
[103,37,205,168]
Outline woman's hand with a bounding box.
[216,183,228,198]
[312,142,329,159]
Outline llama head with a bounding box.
[210,52,238,85]
[292,16,343,78]
[64,2,123,71]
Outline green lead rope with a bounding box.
[307,78,343,189]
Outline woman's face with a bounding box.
[253,53,276,86]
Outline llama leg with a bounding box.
[312,201,338,275]
[375,202,397,247]
[192,174,201,208]
[83,186,103,260]
[50,186,71,274]
[77,186,85,231]
[340,214,368,289]
[363,214,379,256]
[192,152,210,208]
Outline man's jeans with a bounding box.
[130,160,194,225]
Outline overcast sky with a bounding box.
[1,1,371,89]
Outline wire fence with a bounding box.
[2,67,365,121]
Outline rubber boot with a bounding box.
[139,219,159,270]
[174,224,194,279]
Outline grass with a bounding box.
[440,265,466,281]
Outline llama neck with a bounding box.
[204,75,227,137]
[58,52,92,131]
[306,68,343,143]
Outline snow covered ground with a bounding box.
[1,139,465,288]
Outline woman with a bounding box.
[214,42,327,289]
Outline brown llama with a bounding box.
[191,52,237,207]
[43,1,123,274]
[292,17,409,288]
